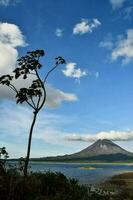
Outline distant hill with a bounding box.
[33,139,133,162]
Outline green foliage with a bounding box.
[0,170,89,200]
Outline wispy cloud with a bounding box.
[0,102,81,157]
[0,0,20,6]
[62,63,99,82]
[66,130,133,142]
[95,72,99,79]
[123,6,133,20]
[99,34,114,50]
[73,18,101,35]
[109,0,126,10]
[112,29,133,64]
[55,28,63,37]
[100,29,133,65]
[45,85,78,108]
[62,62,87,81]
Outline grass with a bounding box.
[110,172,133,189]
[101,172,133,200]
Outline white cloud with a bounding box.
[73,19,89,35]
[0,82,78,108]
[45,85,78,108]
[0,0,10,5]
[73,18,101,35]
[0,43,18,74]
[0,22,26,74]
[110,0,126,9]
[91,18,101,29]
[62,62,87,80]
[100,30,133,65]
[0,22,25,47]
[55,28,63,37]
[112,29,133,64]
[66,130,133,142]
[0,22,77,108]
[0,0,19,6]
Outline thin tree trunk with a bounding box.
[24,111,38,176]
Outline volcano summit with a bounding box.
[36,139,133,162]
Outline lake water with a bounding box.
[29,162,133,185]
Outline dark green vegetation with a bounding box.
[37,153,133,163]
[0,50,65,176]
[33,139,133,163]
[0,170,89,200]
[1,148,133,200]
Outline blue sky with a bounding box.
[1,0,133,157]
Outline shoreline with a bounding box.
[28,161,133,165]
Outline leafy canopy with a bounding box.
[0,49,66,108]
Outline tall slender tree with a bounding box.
[0,50,66,176]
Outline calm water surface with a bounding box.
[29,162,133,184]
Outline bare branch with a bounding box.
[8,85,17,93]
[43,64,58,84]
[35,69,46,111]
[26,100,36,110]
[36,94,41,109]
[38,86,46,111]
[10,83,18,94]
[30,97,36,109]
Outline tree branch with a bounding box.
[36,94,41,109]
[34,63,60,111]
[26,100,36,110]
[10,83,18,94]
[8,85,17,93]
[43,64,59,84]
[35,69,46,111]
[30,97,36,109]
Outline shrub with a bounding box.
[0,170,89,200]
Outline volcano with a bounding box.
[69,139,132,157]
[37,139,133,162]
